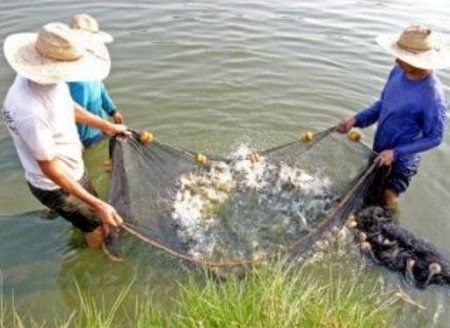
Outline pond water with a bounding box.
[1,0,450,326]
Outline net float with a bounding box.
[347,129,361,142]
[299,131,314,143]
[195,153,208,165]
[138,131,154,144]
[249,153,261,164]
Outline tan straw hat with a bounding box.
[377,25,450,70]
[70,14,113,43]
[3,22,111,84]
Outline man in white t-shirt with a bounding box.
[2,22,128,256]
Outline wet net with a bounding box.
[355,206,450,288]
[105,128,450,288]
[108,129,379,267]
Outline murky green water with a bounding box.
[1,0,450,326]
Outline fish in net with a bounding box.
[105,128,450,288]
[107,128,377,267]
[109,128,450,287]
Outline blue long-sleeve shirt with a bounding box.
[68,81,117,146]
[354,65,446,172]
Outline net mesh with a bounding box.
[108,129,378,265]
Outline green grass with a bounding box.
[170,261,396,328]
[1,260,398,328]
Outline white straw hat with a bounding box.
[70,14,113,43]
[377,25,450,70]
[3,22,111,84]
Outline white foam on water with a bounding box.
[170,144,334,259]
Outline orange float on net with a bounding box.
[347,129,362,142]
[299,131,314,143]
[138,131,154,144]
[194,153,208,166]
[249,153,261,164]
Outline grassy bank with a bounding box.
[1,259,397,328]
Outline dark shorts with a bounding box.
[364,157,418,206]
[384,167,417,195]
[28,171,101,233]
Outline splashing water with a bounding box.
[170,145,337,260]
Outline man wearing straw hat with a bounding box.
[68,14,126,148]
[336,25,448,211]
[2,22,127,253]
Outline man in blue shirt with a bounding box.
[336,25,448,210]
[68,14,125,148]
[68,80,124,148]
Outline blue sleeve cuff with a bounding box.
[353,114,363,128]
[393,148,399,160]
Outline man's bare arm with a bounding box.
[74,102,129,137]
[38,159,122,227]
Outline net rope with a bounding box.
[109,128,379,268]
[119,160,378,267]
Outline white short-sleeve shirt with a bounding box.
[3,75,84,190]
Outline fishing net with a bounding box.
[108,129,379,267]
[355,206,450,288]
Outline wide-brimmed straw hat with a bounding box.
[377,25,450,70]
[3,22,111,84]
[70,14,113,43]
